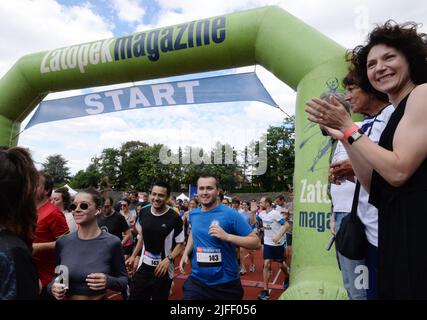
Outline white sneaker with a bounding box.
[240,267,247,275]
[249,264,255,273]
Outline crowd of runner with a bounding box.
[0,160,294,300]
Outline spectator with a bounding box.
[306,20,427,299]
[0,147,40,299]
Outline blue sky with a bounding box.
[0,0,425,174]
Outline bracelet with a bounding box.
[343,124,360,141]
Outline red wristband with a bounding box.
[343,124,360,140]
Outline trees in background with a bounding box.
[251,116,294,191]
[42,154,71,187]
[64,116,295,192]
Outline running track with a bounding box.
[107,248,288,300]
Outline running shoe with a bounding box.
[249,264,255,273]
[240,267,247,275]
[258,290,270,300]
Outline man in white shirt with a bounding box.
[256,197,291,300]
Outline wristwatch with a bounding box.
[348,129,364,145]
[167,254,174,262]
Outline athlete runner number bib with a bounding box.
[196,247,222,267]
[142,250,162,266]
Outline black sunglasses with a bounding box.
[70,202,90,211]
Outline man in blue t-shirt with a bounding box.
[179,175,261,300]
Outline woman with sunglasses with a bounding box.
[48,188,128,300]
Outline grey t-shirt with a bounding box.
[48,230,128,296]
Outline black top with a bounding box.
[0,230,39,300]
[370,95,427,299]
[97,211,129,241]
[47,231,128,296]
[137,206,184,278]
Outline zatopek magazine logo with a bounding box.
[40,16,226,74]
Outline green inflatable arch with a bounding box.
[0,6,349,299]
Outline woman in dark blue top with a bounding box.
[49,188,128,300]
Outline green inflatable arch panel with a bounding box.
[0,6,350,299]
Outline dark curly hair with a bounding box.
[0,147,38,244]
[348,20,427,97]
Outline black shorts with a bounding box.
[183,276,243,300]
[129,265,172,300]
[263,244,285,262]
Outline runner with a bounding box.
[49,188,128,300]
[97,197,132,249]
[119,198,136,259]
[127,181,185,300]
[51,187,78,233]
[257,197,291,300]
[33,171,69,299]
[239,201,256,274]
[179,175,260,300]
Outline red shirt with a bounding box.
[33,201,69,287]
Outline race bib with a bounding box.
[196,247,222,267]
[142,250,162,267]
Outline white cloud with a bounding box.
[112,0,145,24]
[0,0,113,77]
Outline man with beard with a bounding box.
[127,181,185,300]
[179,175,261,300]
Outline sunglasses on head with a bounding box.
[70,202,90,211]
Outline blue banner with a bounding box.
[24,72,278,130]
[189,184,198,199]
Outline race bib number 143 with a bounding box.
[196,247,222,267]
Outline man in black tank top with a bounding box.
[127,181,185,300]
